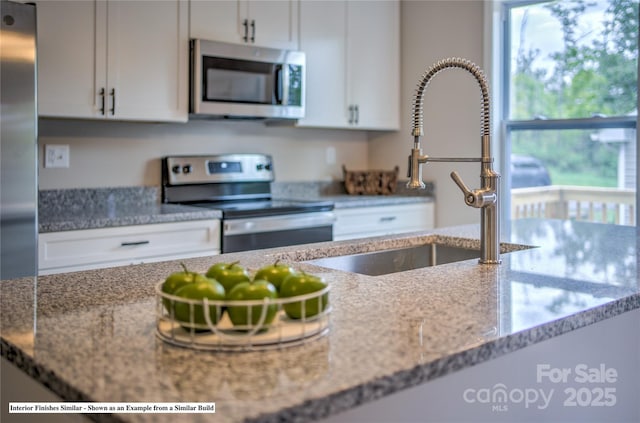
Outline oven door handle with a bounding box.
[223,212,335,236]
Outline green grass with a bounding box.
[549,169,616,187]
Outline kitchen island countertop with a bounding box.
[2,219,639,422]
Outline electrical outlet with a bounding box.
[44,144,70,168]
[326,146,336,165]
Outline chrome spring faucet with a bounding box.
[407,57,501,264]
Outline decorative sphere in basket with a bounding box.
[343,165,399,195]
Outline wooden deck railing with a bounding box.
[511,186,636,226]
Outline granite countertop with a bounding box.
[39,187,221,233]
[1,219,638,423]
[38,184,433,233]
[301,194,433,209]
[272,180,435,209]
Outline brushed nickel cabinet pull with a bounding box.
[250,20,255,43]
[242,19,249,42]
[120,240,150,247]
[99,88,105,115]
[109,88,115,115]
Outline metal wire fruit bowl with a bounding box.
[154,281,331,351]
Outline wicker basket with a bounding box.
[343,165,399,195]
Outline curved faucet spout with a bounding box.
[412,57,490,140]
[407,57,501,264]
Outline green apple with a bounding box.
[172,277,226,329]
[205,261,250,293]
[280,272,329,319]
[227,280,278,329]
[253,259,298,291]
[161,263,200,312]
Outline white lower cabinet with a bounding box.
[333,203,434,241]
[38,220,220,275]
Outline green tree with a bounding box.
[590,0,639,114]
[511,0,638,187]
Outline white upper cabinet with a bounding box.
[190,0,299,50]
[346,0,400,130]
[296,0,348,128]
[36,0,188,122]
[36,1,101,119]
[298,0,400,130]
[106,1,188,122]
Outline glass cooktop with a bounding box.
[187,199,334,219]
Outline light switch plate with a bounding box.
[44,144,70,168]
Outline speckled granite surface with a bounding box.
[272,180,435,209]
[38,184,433,233]
[39,187,220,232]
[271,180,436,198]
[1,219,638,422]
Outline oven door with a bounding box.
[222,211,334,253]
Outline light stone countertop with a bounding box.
[38,187,221,233]
[38,186,432,233]
[1,219,639,423]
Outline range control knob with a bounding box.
[182,164,193,174]
[256,163,264,170]
[264,163,272,171]
[171,165,181,174]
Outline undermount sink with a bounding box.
[306,243,482,276]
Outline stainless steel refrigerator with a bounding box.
[0,0,38,279]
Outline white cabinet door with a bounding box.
[39,221,221,275]
[190,0,299,50]
[333,203,434,241]
[346,0,400,130]
[36,0,188,122]
[36,1,105,118]
[246,0,299,50]
[189,0,244,45]
[107,1,189,122]
[297,0,348,127]
[298,0,400,130]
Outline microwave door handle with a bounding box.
[281,64,290,106]
[274,65,284,104]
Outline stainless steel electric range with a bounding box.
[162,154,335,253]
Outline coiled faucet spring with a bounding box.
[412,57,491,139]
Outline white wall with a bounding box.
[369,0,486,228]
[37,119,368,189]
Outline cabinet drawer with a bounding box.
[334,203,433,241]
[39,220,220,275]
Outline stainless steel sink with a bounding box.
[306,243,481,276]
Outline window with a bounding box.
[502,0,638,225]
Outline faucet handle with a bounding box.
[450,171,475,206]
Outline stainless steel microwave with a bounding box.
[190,39,305,120]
